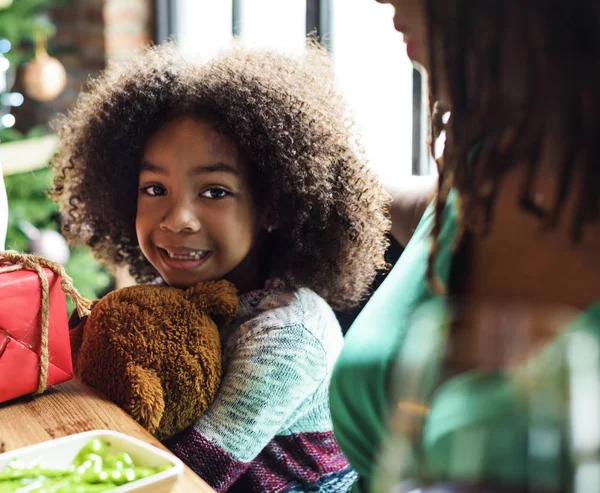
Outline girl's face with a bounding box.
[375,0,429,71]
[136,115,263,290]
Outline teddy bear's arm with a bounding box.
[124,362,165,436]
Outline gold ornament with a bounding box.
[21,30,67,102]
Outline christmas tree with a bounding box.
[0,0,65,66]
[0,0,66,140]
[1,0,113,307]
[4,168,112,306]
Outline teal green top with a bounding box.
[329,194,600,492]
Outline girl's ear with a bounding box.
[262,210,280,234]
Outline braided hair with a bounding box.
[424,0,600,292]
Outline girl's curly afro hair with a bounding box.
[50,43,390,310]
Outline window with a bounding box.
[170,0,428,180]
[174,1,232,60]
[235,0,306,54]
[330,0,415,184]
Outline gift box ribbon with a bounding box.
[0,251,92,394]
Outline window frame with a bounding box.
[159,0,428,176]
[154,0,178,44]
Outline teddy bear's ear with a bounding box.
[186,280,239,327]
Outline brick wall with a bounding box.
[13,0,155,131]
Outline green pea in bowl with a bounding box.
[0,430,184,492]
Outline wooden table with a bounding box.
[0,378,215,492]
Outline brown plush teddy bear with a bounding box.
[69,280,238,440]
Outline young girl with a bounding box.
[50,44,390,492]
[331,0,600,491]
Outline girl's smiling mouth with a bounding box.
[158,247,212,268]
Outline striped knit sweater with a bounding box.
[164,279,357,492]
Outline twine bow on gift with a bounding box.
[0,251,92,394]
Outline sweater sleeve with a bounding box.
[165,323,327,492]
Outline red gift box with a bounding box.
[0,257,75,403]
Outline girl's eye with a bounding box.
[141,185,167,197]
[201,188,230,199]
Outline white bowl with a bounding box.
[0,429,184,493]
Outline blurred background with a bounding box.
[0,0,430,318]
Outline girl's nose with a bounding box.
[159,200,201,233]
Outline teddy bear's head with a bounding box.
[70,279,238,439]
